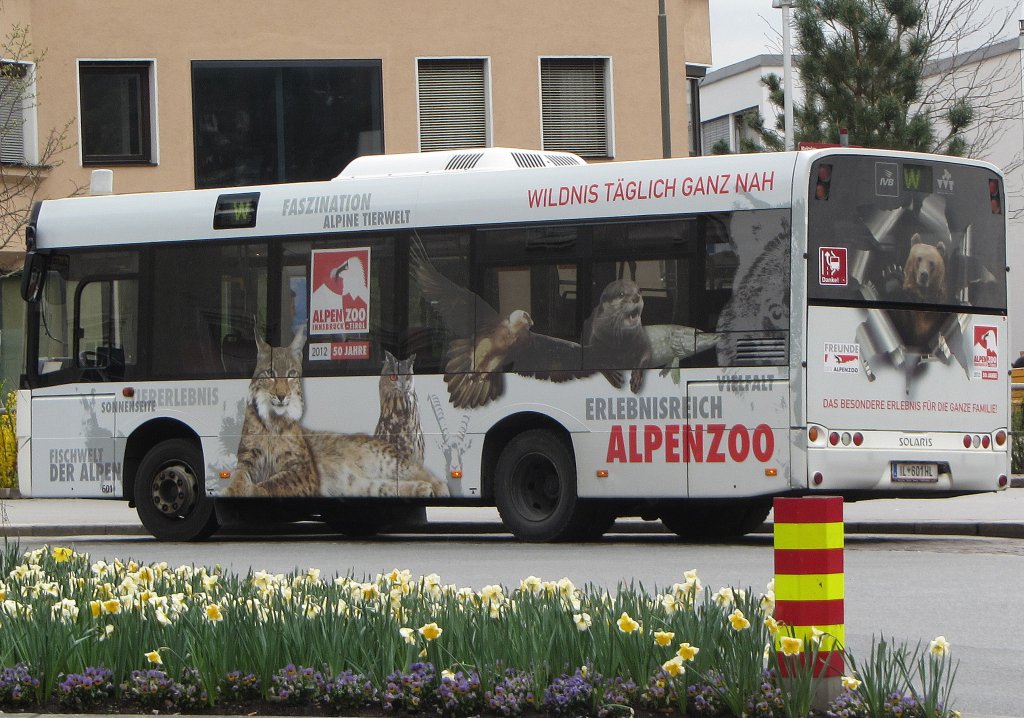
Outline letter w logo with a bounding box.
[903,168,921,191]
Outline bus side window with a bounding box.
[405,231,472,374]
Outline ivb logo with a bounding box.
[875,162,898,197]
[819,246,847,286]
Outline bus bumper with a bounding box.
[806,445,1009,494]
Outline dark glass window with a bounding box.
[807,156,1006,311]
[79,62,152,164]
[192,61,384,189]
[282,234,397,377]
[151,244,267,378]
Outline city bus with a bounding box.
[16,146,1011,541]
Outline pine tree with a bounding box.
[747,0,974,155]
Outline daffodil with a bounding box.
[101,598,120,615]
[811,626,825,644]
[713,587,735,607]
[399,627,417,644]
[573,612,592,631]
[653,630,675,646]
[676,642,699,661]
[765,616,780,634]
[661,656,685,677]
[780,636,802,656]
[51,546,74,563]
[728,608,750,631]
[419,622,442,641]
[205,603,224,622]
[929,635,951,656]
[841,675,862,691]
[519,575,543,595]
[145,649,163,665]
[617,611,640,633]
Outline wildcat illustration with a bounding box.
[225,330,447,498]
[374,351,425,464]
[224,328,319,497]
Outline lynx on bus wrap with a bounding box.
[16,147,1010,542]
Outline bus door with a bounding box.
[685,375,790,498]
[29,252,139,497]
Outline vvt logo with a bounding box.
[937,168,954,193]
[875,162,898,197]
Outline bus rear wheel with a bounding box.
[659,499,771,540]
[135,439,219,541]
[495,430,598,542]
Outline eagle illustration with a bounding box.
[411,238,719,408]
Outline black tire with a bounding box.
[135,439,219,541]
[659,499,771,540]
[494,429,591,542]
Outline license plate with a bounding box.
[891,462,939,482]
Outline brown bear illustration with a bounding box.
[896,233,948,348]
[902,233,946,303]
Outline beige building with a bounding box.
[1,0,712,385]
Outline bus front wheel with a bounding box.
[494,430,596,542]
[135,439,219,541]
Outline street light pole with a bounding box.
[773,0,795,151]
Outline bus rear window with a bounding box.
[806,155,1006,312]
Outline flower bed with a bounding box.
[0,544,959,717]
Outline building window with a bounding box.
[79,61,153,165]
[192,61,383,189]
[417,59,488,151]
[702,115,731,154]
[685,65,706,156]
[1,61,31,165]
[540,58,610,158]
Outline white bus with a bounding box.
[17,147,1011,541]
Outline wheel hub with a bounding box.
[150,464,198,518]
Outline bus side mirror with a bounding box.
[21,251,47,303]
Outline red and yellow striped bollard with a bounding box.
[773,496,845,678]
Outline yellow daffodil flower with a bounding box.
[51,547,73,563]
[780,636,802,656]
[929,636,951,656]
[101,598,120,615]
[616,612,640,634]
[841,675,862,691]
[728,608,750,631]
[661,656,685,677]
[419,622,442,641]
[205,603,223,622]
[676,642,699,661]
[765,616,780,634]
[399,627,417,644]
[145,650,162,665]
[653,630,675,646]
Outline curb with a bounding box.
[3,519,1024,539]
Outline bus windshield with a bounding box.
[806,155,1006,312]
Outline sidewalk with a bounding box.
[2,485,1023,539]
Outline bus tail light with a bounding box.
[813,472,824,485]
[982,435,991,449]
[989,178,1002,214]
[852,432,863,446]
[963,435,972,448]
[815,164,833,200]
[808,426,819,442]
[999,475,1008,488]
[829,432,840,446]
[995,430,1007,447]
